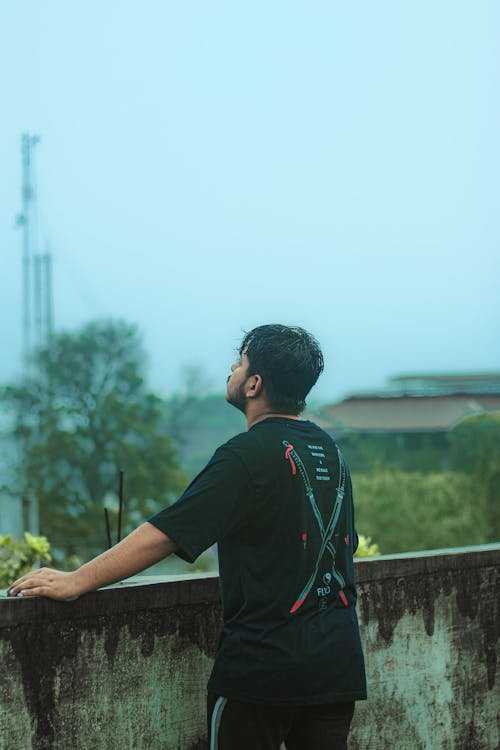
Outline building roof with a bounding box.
[343,372,500,399]
[313,395,500,433]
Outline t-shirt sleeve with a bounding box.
[148,446,253,563]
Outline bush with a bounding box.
[352,470,487,554]
[0,533,51,588]
[354,534,380,557]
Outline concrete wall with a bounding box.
[0,547,498,750]
[351,546,499,750]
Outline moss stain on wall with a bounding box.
[1,603,219,750]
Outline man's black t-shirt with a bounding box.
[149,417,367,705]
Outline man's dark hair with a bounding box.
[239,324,324,415]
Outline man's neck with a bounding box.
[246,407,300,430]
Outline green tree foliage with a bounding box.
[1,320,187,563]
[448,412,500,540]
[335,431,450,473]
[0,533,51,588]
[352,470,489,554]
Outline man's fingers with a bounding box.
[8,580,48,597]
[23,577,53,590]
[8,574,31,590]
[17,586,48,598]
[8,569,80,601]
[8,567,52,594]
[14,582,76,601]
[9,574,53,596]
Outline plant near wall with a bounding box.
[0,532,51,588]
[354,534,380,557]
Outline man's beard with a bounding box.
[226,381,247,414]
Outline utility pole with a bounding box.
[15,133,44,537]
[34,253,43,348]
[43,250,54,336]
[18,133,41,364]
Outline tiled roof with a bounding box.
[312,395,500,433]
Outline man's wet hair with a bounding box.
[239,324,324,415]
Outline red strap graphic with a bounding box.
[339,591,348,607]
[285,444,297,475]
[289,595,307,614]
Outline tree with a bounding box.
[448,412,500,476]
[1,320,187,563]
[448,412,500,540]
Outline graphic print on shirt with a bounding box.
[308,443,331,483]
[283,440,347,614]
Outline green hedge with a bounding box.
[352,470,490,554]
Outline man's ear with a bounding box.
[246,374,263,399]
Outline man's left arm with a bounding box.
[8,522,177,601]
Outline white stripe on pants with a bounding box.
[210,696,228,750]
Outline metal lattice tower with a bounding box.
[17,133,54,366]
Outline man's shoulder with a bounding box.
[217,418,335,458]
[217,429,256,455]
[214,423,278,463]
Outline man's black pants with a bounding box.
[207,692,355,749]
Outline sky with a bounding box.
[1,1,499,403]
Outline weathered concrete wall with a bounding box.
[0,547,498,750]
[351,546,499,750]
[0,575,221,750]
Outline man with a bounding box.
[9,324,366,749]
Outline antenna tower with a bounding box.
[18,133,53,366]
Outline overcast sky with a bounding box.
[1,1,499,403]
